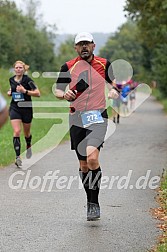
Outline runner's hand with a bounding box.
[64,90,77,101]
[16,84,26,93]
[7,89,11,96]
[108,89,119,99]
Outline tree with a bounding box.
[125,0,167,96]
[0,0,57,71]
[56,37,77,67]
[24,0,41,21]
[99,21,145,81]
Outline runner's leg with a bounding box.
[10,119,22,166]
[23,123,32,158]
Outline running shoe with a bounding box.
[87,202,100,221]
[15,157,22,167]
[26,145,32,159]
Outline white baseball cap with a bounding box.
[75,32,94,44]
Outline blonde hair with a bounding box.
[13,60,30,72]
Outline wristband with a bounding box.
[25,90,28,95]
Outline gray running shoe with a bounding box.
[15,157,22,167]
[87,203,100,221]
[26,146,32,159]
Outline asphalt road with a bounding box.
[0,94,167,252]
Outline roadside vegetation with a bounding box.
[150,172,167,252]
[151,90,167,252]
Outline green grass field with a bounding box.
[0,68,70,167]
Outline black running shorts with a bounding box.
[9,106,33,123]
[69,109,108,160]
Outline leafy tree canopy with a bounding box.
[0,0,57,71]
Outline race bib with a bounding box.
[12,92,25,102]
[80,110,104,128]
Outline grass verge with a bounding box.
[150,88,167,252]
[156,172,167,251]
[150,171,167,252]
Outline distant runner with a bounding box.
[7,60,40,167]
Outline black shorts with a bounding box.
[9,106,33,123]
[69,109,108,160]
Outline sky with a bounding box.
[14,0,127,34]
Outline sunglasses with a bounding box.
[76,41,93,46]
